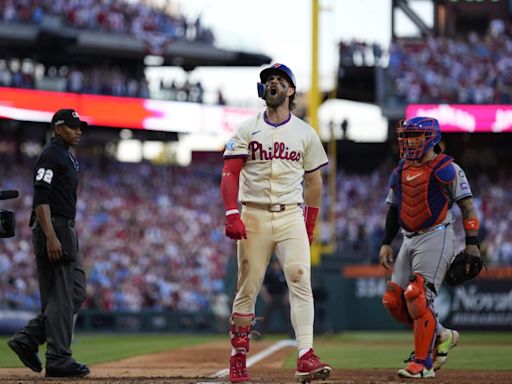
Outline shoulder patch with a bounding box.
[435,162,456,183]
[225,139,237,151]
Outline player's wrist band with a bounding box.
[465,235,480,248]
[226,209,239,216]
[463,218,479,231]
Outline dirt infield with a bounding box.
[1,340,511,384]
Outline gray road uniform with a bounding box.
[385,160,472,299]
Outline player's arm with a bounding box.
[221,158,247,240]
[303,169,323,245]
[33,153,62,262]
[379,204,400,269]
[379,168,400,269]
[455,196,480,257]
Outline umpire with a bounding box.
[7,109,89,378]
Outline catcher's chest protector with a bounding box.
[397,155,452,232]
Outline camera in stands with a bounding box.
[0,190,19,238]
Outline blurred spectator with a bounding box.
[388,21,512,104]
[0,0,216,54]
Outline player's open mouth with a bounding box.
[270,88,277,96]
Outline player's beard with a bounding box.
[264,89,287,109]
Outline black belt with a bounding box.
[52,215,75,227]
[242,202,300,212]
[404,223,450,238]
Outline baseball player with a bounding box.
[221,63,332,383]
[379,117,481,379]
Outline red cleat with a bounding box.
[229,353,250,383]
[294,349,332,383]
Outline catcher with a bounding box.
[379,117,482,379]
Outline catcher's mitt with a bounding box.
[445,251,483,287]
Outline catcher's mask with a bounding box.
[257,63,296,99]
[397,117,441,160]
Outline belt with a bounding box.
[49,215,75,227]
[242,202,300,212]
[404,223,450,238]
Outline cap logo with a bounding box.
[55,119,65,125]
[273,63,281,68]
[72,111,79,118]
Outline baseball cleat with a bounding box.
[229,353,250,383]
[295,349,332,383]
[433,329,459,370]
[398,360,435,379]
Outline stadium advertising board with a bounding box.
[406,104,512,133]
[0,87,256,134]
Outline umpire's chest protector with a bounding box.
[394,154,455,232]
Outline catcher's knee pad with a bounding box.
[404,274,428,320]
[230,312,255,352]
[382,281,412,324]
[412,306,437,363]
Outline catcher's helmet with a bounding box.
[397,116,441,160]
[257,63,296,98]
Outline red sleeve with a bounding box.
[221,158,244,211]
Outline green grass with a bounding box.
[1,331,511,371]
[283,331,512,370]
[0,333,224,368]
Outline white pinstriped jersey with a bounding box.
[223,111,328,205]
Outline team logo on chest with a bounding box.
[248,140,301,161]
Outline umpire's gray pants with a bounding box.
[13,216,86,368]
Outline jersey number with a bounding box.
[36,168,54,184]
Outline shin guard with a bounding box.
[230,312,255,353]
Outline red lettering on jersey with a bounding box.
[248,141,301,161]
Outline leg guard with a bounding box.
[230,312,255,353]
[405,274,437,366]
[382,282,412,324]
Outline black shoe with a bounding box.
[45,361,90,378]
[7,339,42,373]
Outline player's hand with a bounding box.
[225,212,247,240]
[379,244,394,270]
[464,244,480,257]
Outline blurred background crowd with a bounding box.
[1,150,511,312]
[1,1,511,323]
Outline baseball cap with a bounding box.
[259,63,296,88]
[51,109,88,129]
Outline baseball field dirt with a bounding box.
[1,339,511,383]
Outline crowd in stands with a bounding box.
[1,150,511,312]
[338,40,385,67]
[388,21,512,104]
[0,0,214,54]
[0,58,228,103]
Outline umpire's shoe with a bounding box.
[7,338,42,373]
[45,361,90,378]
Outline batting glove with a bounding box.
[225,211,247,240]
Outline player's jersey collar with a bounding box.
[263,111,291,127]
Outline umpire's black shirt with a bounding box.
[32,137,79,220]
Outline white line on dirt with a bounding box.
[208,339,297,380]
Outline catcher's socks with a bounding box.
[229,353,250,383]
[433,329,459,370]
[398,360,435,379]
[294,349,332,383]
